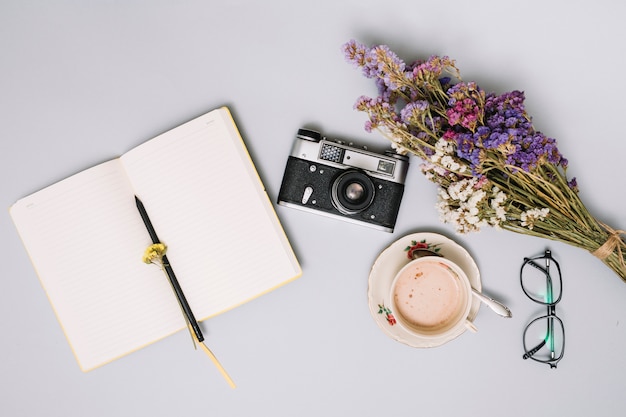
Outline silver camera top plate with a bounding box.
[290,135,408,184]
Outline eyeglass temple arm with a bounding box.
[524,258,549,276]
[524,257,555,300]
[523,339,546,360]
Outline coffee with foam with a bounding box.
[391,258,471,337]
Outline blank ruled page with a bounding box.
[121,108,301,320]
[10,161,186,371]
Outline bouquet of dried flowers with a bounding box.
[343,40,626,281]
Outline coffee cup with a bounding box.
[390,256,474,339]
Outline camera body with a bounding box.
[277,129,409,232]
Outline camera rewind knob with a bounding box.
[297,129,322,142]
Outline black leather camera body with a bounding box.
[277,129,409,232]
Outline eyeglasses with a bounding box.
[520,250,565,369]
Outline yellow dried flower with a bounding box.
[142,243,167,264]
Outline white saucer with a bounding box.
[368,232,482,348]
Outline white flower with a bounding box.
[440,155,460,172]
[390,141,410,155]
[489,187,508,227]
[435,179,489,233]
[520,208,550,230]
[430,138,466,173]
[420,162,449,179]
[435,138,454,154]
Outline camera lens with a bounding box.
[331,170,375,215]
[345,183,365,201]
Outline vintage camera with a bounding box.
[277,128,409,232]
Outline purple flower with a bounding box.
[400,101,429,124]
[452,132,482,171]
[344,42,570,177]
[444,82,484,131]
[486,90,526,113]
[368,45,406,91]
[371,45,405,72]
[413,55,454,80]
[343,40,410,91]
[486,132,510,148]
[439,77,452,87]
[446,98,480,130]
[342,40,378,78]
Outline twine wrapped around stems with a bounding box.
[592,223,626,270]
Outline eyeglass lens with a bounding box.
[520,252,562,305]
[522,314,564,367]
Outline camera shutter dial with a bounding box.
[331,170,375,215]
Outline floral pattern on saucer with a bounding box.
[368,232,481,348]
[377,303,397,326]
[404,239,443,259]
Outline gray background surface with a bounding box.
[2,1,626,416]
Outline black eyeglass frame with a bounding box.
[520,250,565,369]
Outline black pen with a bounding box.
[135,196,205,343]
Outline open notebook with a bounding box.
[10,107,301,371]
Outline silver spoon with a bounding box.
[410,249,512,318]
[470,287,512,318]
